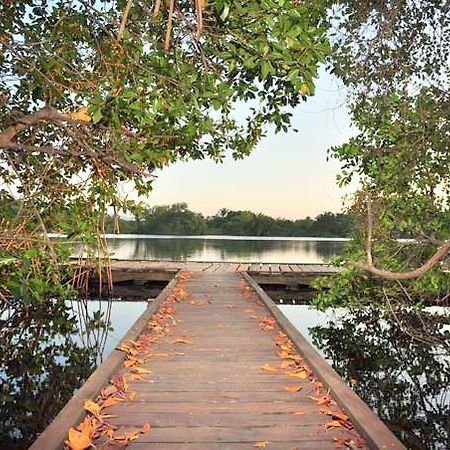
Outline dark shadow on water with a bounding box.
[0,299,97,449]
[309,308,450,450]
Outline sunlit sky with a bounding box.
[121,66,358,220]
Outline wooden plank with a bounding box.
[260,263,271,273]
[279,264,292,273]
[270,263,281,273]
[243,272,406,450]
[248,263,261,272]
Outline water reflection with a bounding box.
[0,297,146,449]
[0,299,96,449]
[101,236,345,263]
[308,308,450,450]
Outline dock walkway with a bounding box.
[31,272,404,450]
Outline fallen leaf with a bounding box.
[326,420,343,429]
[171,338,192,344]
[130,373,143,381]
[254,441,269,448]
[292,411,305,415]
[102,385,118,397]
[260,364,278,373]
[284,385,302,393]
[84,399,102,420]
[124,359,137,368]
[287,370,308,380]
[65,427,93,450]
[78,417,96,438]
[141,422,151,433]
[128,391,137,400]
[132,367,152,374]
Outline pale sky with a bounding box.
[121,66,357,220]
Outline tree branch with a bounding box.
[358,196,450,280]
[117,0,133,42]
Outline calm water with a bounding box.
[74,235,347,263]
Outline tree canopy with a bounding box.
[106,202,354,237]
[315,0,450,308]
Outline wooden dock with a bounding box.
[85,259,340,286]
[31,271,404,450]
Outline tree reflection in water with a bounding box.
[0,298,111,449]
[310,308,450,449]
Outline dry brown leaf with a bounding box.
[65,427,93,450]
[254,441,269,448]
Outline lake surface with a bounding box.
[73,235,347,263]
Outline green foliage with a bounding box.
[105,203,354,237]
[317,0,450,308]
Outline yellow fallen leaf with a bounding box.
[260,364,278,373]
[130,373,143,381]
[83,399,102,420]
[77,417,96,438]
[65,427,93,450]
[287,369,308,379]
[326,420,342,429]
[254,441,269,448]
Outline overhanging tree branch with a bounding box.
[358,197,450,280]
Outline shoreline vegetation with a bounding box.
[104,203,354,238]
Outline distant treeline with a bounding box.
[107,203,354,237]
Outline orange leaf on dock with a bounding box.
[171,338,192,344]
[141,422,151,433]
[65,427,93,450]
[254,441,269,448]
[260,364,278,373]
[83,400,102,420]
[326,420,343,429]
[284,385,302,392]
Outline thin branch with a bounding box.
[164,0,175,51]
[117,0,134,42]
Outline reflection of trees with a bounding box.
[0,299,105,449]
[310,308,450,449]
[76,238,346,263]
